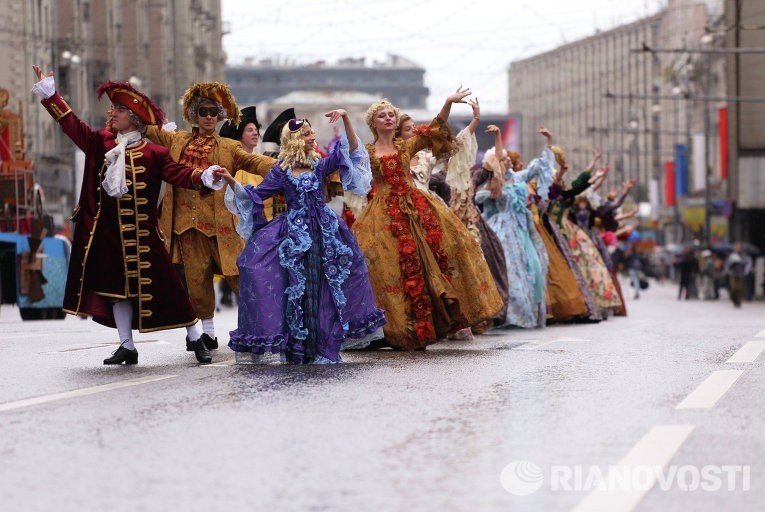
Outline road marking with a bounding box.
[726,340,765,363]
[676,370,744,409]
[516,338,590,351]
[43,339,170,354]
[754,329,765,338]
[572,425,695,512]
[0,375,177,412]
[0,332,88,341]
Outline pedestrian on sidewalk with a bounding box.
[675,247,698,300]
[626,244,642,299]
[725,243,752,308]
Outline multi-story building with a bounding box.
[0,0,225,223]
[227,54,429,111]
[508,0,726,243]
[724,0,765,250]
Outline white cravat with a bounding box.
[103,130,143,198]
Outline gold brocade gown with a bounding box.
[529,202,588,321]
[352,118,503,349]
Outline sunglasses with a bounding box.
[197,107,219,118]
[288,118,311,132]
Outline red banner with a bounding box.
[0,125,10,162]
[665,161,676,207]
[718,107,728,180]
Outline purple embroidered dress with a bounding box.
[225,137,386,364]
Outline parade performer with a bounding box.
[444,99,509,326]
[30,65,226,365]
[352,89,504,350]
[516,134,590,323]
[477,125,551,328]
[219,105,275,220]
[548,148,622,316]
[145,82,276,351]
[221,110,385,364]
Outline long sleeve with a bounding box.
[144,125,176,149]
[224,168,284,240]
[404,116,456,160]
[604,189,629,213]
[409,149,438,192]
[158,149,204,190]
[561,170,593,200]
[516,146,554,199]
[446,128,477,193]
[41,92,97,153]
[315,135,372,196]
[233,147,276,178]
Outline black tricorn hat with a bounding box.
[262,108,296,145]
[219,106,260,141]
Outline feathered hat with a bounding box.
[96,81,164,126]
[181,81,240,125]
[219,106,260,141]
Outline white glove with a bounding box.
[201,165,225,190]
[31,75,56,99]
[162,121,177,132]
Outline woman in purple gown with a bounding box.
[219,110,386,364]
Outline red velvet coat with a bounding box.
[42,92,207,332]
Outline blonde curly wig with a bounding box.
[365,99,400,139]
[278,120,321,169]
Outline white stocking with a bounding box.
[186,321,202,341]
[112,300,135,350]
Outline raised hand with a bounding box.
[324,109,347,124]
[538,126,552,141]
[485,124,500,134]
[469,98,480,118]
[593,148,603,161]
[623,178,637,190]
[447,85,471,104]
[32,65,53,81]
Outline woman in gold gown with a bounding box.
[351,90,503,350]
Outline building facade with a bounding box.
[227,54,429,111]
[0,0,225,223]
[508,0,726,244]
[725,0,765,250]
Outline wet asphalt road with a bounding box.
[0,279,763,512]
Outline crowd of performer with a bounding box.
[29,65,640,366]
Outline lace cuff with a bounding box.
[31,76,55,99]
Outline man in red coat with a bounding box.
[31,65,228,365]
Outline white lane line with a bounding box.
[572,425,695,512]
[0,332,87,341]
[726,340,765,363]
[676,370,744,409]
[0,375,177,412]
[43,339,171,354]
[754,329,765,338]
[516,337,590,351]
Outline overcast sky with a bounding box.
[222,0,668,113]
